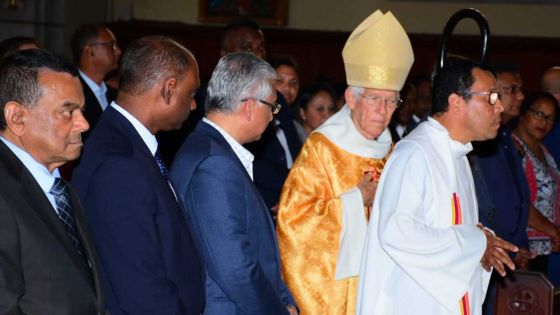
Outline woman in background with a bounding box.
[294,82,337,142]
[512,92,560,285]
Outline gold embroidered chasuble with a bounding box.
[277,131,391,315]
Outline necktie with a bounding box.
[50,178,87,260]
[154,150,182,205]
[154,150,170,180]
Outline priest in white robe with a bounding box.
[357,57,519,315]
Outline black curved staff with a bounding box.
[437,8,490,71]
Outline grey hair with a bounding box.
[206,52,277,114]
[349,85,400,99]
[350,86,364,99]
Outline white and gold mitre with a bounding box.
[342,10,414,91]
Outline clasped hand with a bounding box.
[358,171,379,207]
[478,224,518,276]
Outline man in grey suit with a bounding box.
[0,49,105,314]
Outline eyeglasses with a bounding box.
[241,98,281,114]
[528,108,556,124]
[463,90,501,106]
[500,85,523,95]
[359,94,402,109]
[89,41,119,52]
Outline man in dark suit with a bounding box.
[0,49,105,314]
[220,18,302,211]
[72,36,205,315]
[470,65,533,315]
[71,24,121,140]
[170,52,297,315]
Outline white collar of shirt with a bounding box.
[426,117,473,158]
[79,70,109,110]
[395,124,406,138]
[203,117,255,180]
[111,102,158,155]
[274,119,294,169]
[0,136,60,211]
[314,104,392,159]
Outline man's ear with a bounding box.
[161,77,177,104]
[4,101,27,136]
[84,45,94,58]
[240,99,253,121]
[345,87,356,110]
[448,93,464,112]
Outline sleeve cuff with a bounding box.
[334,187,368,280]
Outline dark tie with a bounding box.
[154,150,188,223]
[154,150,170,180]
[50,178,87,259]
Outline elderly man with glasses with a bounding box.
[276,10,413,314]
[358,57,519,315]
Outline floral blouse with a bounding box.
[512,134,560,255]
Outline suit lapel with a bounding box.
[0,141,95,281]
[68,184,105,311]
[80,77,104,124]
[106,106,189,224]
[197,121,278,232]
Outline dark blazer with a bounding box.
[72,106,205,315]
[0,140,105,315]
[388,119,418,143]
[79,76,117,141]
[472,126,530,248]
[246,93,302,209]
[170,121,296,315]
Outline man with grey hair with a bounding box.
[72,35,204,315]
[276,11,413,314]
[170,52,297,315]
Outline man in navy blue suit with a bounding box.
[470,65,533,314]
[72,36,205,315]
[170,52,297,315]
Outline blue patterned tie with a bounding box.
[154,150,188,222]
[50,178,86,258]
[154,150,170,180]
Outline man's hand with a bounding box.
[358,171,378,207]
[479,225,519,276]
[512,248,536,271]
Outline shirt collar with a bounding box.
[111,102,158,155]
[426,117,473,157]
[203,117,254,178]
[79,70,107,96]
[0,136,60,194]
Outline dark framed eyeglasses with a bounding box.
[89,41,119,52]
[528,108,556,124]
[241,98,281,114]
[463,90,501,106]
